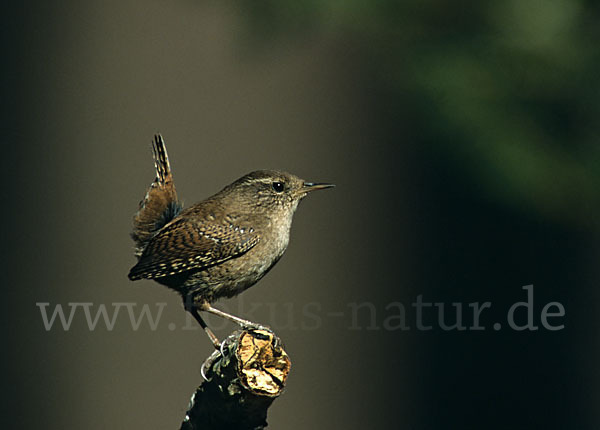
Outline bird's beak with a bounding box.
[297,182,335,197]
[303,182,335,191]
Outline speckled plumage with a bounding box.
[129,135,332,310]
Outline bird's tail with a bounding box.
[131,134,183,257]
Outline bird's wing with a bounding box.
[128,217,260,280]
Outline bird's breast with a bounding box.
[186,212,295,301]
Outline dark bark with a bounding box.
[180,329,291,430]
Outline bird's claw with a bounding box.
[201,349,220,381]
[220,337,229,357]
[241,322,271,332]
[240,323,281,349]
[271,335,281,350]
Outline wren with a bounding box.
[128,135,333,348]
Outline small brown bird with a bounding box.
[129,135,333,348]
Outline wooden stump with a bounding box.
[180,329,291,430]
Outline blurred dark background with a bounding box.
[4,1,599,428]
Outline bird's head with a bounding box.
[220,170,334,215]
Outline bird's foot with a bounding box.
[241,321,271,332]
[240,323,283,350]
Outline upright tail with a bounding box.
[131,134,183,257]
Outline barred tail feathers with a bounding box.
[131,134,183,257]
[152,134,172,186]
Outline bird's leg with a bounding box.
[191,308,221,350]
[184,298,221,349]
[199,302,270,332]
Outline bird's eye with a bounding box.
[272,181,285,193]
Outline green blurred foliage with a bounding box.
[236,0,600,231]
